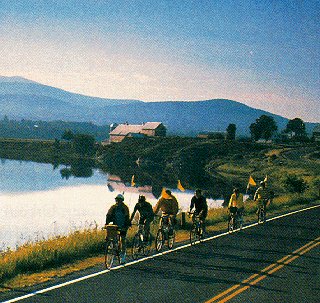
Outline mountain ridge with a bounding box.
[0,76,317,136]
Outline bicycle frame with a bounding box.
[191,213,202,233]
[228,211,237,233]
[189,212,203,245]
[155,215,175,251]
[132,223,152,260]
[258,204,266,224]
[104,230,121,268]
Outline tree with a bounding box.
[249,115,278,141]
[2,115,9,123]
[284,118,307,141]
[73,134,95,156]
[62,129,74,141]
[226,124,236,140]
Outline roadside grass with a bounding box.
[1,195,319,292]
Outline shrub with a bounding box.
[283,174,308,194]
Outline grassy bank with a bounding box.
[1,195,319,291]
[0,137,99,164]
[0,138,73,163]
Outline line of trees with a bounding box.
[225,116,310,142]
[0,116,108,141]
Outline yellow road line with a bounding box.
[205,236,320,303]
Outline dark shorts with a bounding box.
[229,207,238,214]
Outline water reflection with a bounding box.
[0,159,225,249]
[60,159,94,179]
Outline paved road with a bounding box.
[1,206,319,303]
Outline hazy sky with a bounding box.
[0,0,319,122]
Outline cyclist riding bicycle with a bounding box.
[130,195,154,242]
[105,194,131,264]
[254,181,269,211]
[189,189,208,236]
[153,189,179,234]
[228,188,244,224]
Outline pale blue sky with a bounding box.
[0,0,319,121]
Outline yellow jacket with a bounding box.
[153,195,179,215]
[228,193,244,208]
[254,187,268,201]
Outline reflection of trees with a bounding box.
[52,158,60,170]
[60,167,72,180]
[59,159,94,179]
[99,163,234,202]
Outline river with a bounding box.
[0,159,223,250]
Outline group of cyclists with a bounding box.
[227,181,272,226]
[105,182,271,264]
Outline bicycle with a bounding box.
[155,215,176,252]
[104,224,123,269]
[228,210,238,233]
[188,212,204,245]
[131,223,152,260]
[257,203,266,224]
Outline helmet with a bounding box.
[138,195,146,202]
[165,189,172,195]
[195,189,202,194]
[115,194,124,201]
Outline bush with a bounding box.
[283,174,308,194]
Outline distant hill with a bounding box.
[0,76,317,136]
[0,76,141,109]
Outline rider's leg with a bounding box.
[201,211,207,234]
[144,218,153,242]
[168,215,176,236]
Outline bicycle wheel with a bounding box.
[190,223,198,245]
[258,208,264,224]
[199,223,204,242]
[238,216,243,230]
[262,208,266,223]
[168,230,175,249]
[228,217,234,233]
[104,240,115,269]
[132,234,142,260]
[155,229,164,252]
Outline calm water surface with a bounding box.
[0,159,223,249]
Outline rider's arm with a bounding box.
[228,194,234,208]
[253,188,260,201]
[153,198,162,215]
[172,196,179,215]
[124,205,131,228]
[130,204,138,222]
[190,197,195,212]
